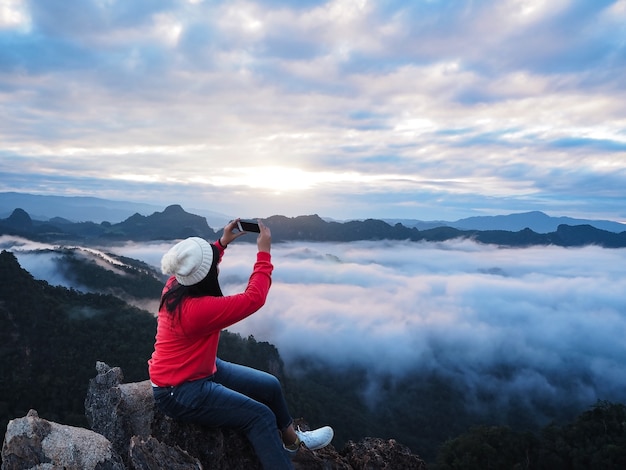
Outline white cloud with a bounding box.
[5,234,626,418]
[1,0,625,222]
[212,240,626,412]
[0,0,31,31]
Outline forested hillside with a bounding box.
[435,401,626,469]
[0,250,157,430]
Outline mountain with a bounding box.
[0,192,230,227]
[262,214,626,247]
[0,205,219,242]
[385,210,626,234]
[451,211,626,233]
[0,192,164,223]
[2,208,626,247]
[105,204,219,241]
[3,192,625,234]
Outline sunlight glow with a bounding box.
[153,14,183,46]
[206,167,352,192]
[0,0,30,31]
[185,166,535,198]
[113,174,173,183]
[610,0,626,14]
[507,0,570,21]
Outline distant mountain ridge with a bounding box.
[0,192,230,227]
[384,210,626,234]
[1,191,624,234]
[1,206,626,248]
[0,205,219,242]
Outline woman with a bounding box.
[148,219,333,469]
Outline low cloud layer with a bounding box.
[5,235,626,420]
[215,240,626,415]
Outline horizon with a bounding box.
[3,190,626,228]
[1,1,625,222]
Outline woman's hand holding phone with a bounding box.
[220,219,247,247]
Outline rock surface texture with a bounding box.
[2,409,125,470]
[2,362,427,469]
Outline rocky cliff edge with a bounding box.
[1,362,427,469]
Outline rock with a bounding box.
[86,361,264,469]
[150,407,262,469]
[3,362,428,469]
[342,437,427,469]
[85,361,154,465]
[1,409,125,470]
[293,444,352,469]
[84,362,428,469]
[129,436,201,470]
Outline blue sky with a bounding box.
[1,0,625,222]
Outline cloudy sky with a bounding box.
[1,0,625,222]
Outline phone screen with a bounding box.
[238,220,260,232]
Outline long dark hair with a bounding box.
[159,244,223,320]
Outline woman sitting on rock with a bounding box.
[148,219,333,469]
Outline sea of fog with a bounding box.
[5,236,626,419]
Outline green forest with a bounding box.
[1,249,625,468]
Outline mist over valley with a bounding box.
[5,234,625,441]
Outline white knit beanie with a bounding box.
[161,237,214,286]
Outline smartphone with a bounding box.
[237,220,260,233]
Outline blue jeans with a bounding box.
[152,358,294,470]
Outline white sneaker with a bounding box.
[295,425,334,450]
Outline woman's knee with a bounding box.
[256,373,285,405]
[264,373,282,392]
[243,401,277,433]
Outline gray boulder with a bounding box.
[1,409,124,470]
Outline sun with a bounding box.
[188,165,376,195]
[240,166,317,192]
[207,166,337,193]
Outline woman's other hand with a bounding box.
[257,220,271,253]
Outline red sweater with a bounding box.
[148,243,273,387]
